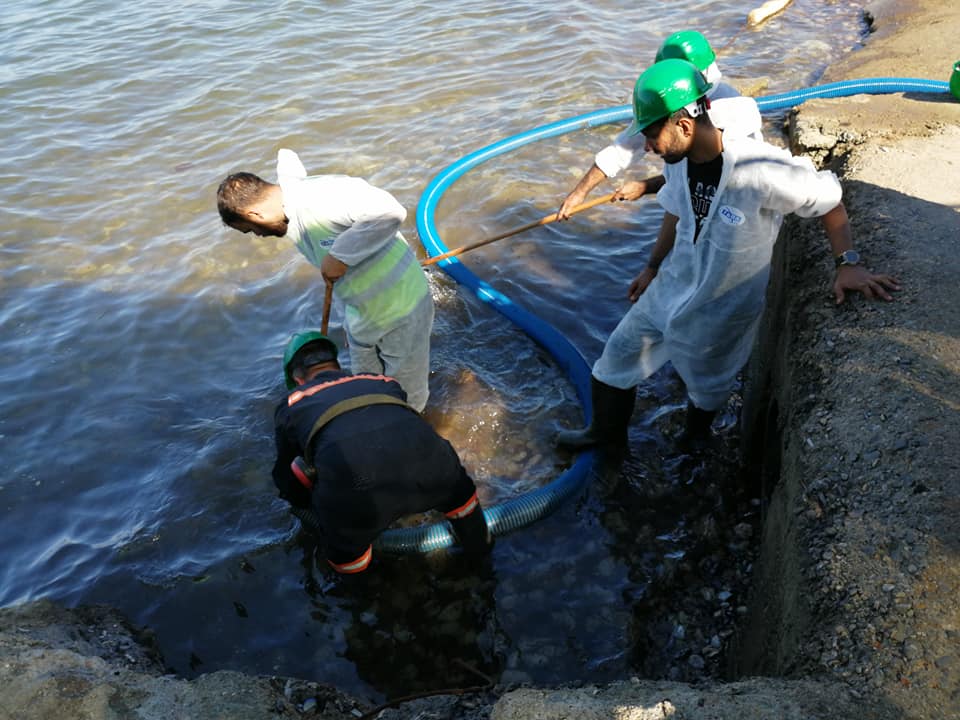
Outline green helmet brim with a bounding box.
[283,330,338,389]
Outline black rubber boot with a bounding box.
[556,376,637,448]
[676,400,717,451]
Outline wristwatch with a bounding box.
[834,249,861,268]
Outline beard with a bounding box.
[256,216,289,236]
[268,217,290,236]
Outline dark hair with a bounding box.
[289,339,339,380]
[216,172,272,224]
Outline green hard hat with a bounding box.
[655,30,716,72]
[283,330,338,389]
[630,58,712,134]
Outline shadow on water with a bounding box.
[304,546,504,696]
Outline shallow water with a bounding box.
[0,0,867,701]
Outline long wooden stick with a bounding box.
[421,192,616,267]
[320,281,333,335]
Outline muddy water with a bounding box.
[0,0,867,701]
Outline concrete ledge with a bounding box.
[492,679,867,720]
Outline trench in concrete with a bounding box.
[730,211,818,678]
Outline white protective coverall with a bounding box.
[594,81,763,179]
[276,150,435,411]
[592,136,842,411]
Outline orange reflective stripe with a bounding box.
[444,492,479,520]
[288,374,395,406]
[328,545,373,574]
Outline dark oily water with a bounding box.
[0,0,867,701]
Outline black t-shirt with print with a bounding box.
[687,153,723,242]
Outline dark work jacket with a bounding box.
[271,370,408,506]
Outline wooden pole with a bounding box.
[321,281,333,335]
[421,192,616,267]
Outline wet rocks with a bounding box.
[0,600,369,720]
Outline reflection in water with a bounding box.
[323,554,502,698]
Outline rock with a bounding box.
[0,601,368,720]
[491,679,872,720]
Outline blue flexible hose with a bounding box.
[374,76,951,554]
[756,77,950,111]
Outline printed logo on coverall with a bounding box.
[718,205,745,226]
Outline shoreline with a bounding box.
[1,2,957,718]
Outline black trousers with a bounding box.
[310,414,483,571]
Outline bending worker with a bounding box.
[217,149,434,411]
[558,59,899,450]
[273,330,492,574]
[558,30,762,218]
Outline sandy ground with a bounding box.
[1,2,958,719]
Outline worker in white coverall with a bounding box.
[557,30,763,219]
[557,59,900,450]
[217,149,435,411]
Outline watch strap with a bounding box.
[835,249,861,268]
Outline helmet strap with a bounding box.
[683,96,710,119]
[703,62,722,85]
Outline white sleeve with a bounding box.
[760,148,843,218]
[594,126,647,178]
